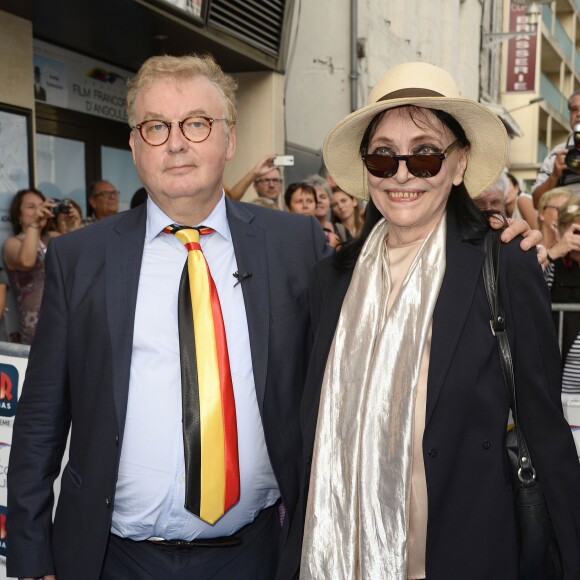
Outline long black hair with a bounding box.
[334,106,491,270]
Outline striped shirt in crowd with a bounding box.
[545,262,580,397]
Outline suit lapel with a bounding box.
[105,204,147,436]
[425,219,485,427]
[226,199,270,415]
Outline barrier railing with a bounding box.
[551,303,580,352]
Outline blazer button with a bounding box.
[428,448,438,458]
[105,496,111,508]
[482,440,491,450]
[115,434,119,446]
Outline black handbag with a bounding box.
[482,229,563,580]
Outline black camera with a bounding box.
[51,199,71,216]
[565,124,580,171]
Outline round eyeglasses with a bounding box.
[93,189,119,199]
[132,116,228,146]
[255,178,283,185]
[361,140,459,179]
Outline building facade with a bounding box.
[0,1,293,215]
[284,0,486,180]
[0,0,493,216]
[499,0,580,190]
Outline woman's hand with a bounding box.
[57,203,83,234]
[491,217,544,265]
[536,244,549,270]
[547,223,580,262]
[323,229,341,249]
[27,199,55,231]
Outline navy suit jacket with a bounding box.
[7,198,330,580]
[287,212,580,579]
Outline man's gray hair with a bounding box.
[485,172,510,201]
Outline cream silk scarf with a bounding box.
[301,216,447,579]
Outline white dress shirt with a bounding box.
[111,195,279,540]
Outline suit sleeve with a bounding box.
[7,240,71,578]
[506,241,580,578]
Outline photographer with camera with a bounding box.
[228,153,287,207]
[50,198,83,234]
[2,188,60,344]
[532,90,580,207]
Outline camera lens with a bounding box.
[51,199,71,216]
[566,148,580,171]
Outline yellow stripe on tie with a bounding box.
[187,255,226,524]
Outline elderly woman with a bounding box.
[297,62,580,579]
[539,187,579,262]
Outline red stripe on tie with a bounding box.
[205,261,240,510]
[184,241,202,252]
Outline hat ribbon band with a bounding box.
[377,88,444,101]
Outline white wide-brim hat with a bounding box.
[323,61,509,200]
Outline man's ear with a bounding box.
[129,130,137,166]
[226,124,236,161]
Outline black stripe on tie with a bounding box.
[178,259,202,517]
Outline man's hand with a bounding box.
[251,153,278,179]
[532,147,568,207]
[227,153,278,200]
[493,217,544,264]
[551,150,568,183]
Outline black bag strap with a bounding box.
[482,229,537,486]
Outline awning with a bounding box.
[481,101,524,139]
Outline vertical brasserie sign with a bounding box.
[506,1,538,92]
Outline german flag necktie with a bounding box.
[164,224,240,524]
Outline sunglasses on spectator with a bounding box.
[361,140,459,179]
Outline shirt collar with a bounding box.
[145,192,232,244]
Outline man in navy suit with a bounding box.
[7,54,330,580]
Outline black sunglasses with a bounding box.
[361,140,459,179]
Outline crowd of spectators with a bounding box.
[0,179,123,344]
[224,153,365,246]
[224,83,580,418]
[5,88,580,399]
[1,154,367,347]
[529,89,580,407]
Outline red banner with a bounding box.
[505,2,538,92]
